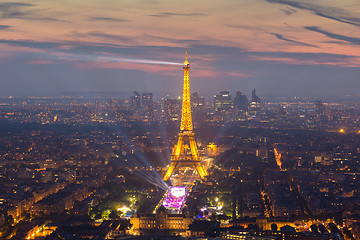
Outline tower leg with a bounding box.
[194,162,208,180]
[174,135,184,157]
[188,135,199,159]
[164,161,177,181]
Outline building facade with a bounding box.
[130,207,193,235]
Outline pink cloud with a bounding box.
[249,56,360,67]
[27,60,52,65]
[226,72,251,78]
[192,66,251,79]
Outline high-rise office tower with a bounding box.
[249,88,261,116]
[234,91,248,111]
[191,92,205,124]
[164,98,182,122]
[191,92,205,109]
[233,91,249,120]
[130,91,141,110]
[141,92,154,120]
[252,88,261,103]
[214,91,232,112]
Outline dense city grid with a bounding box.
[0,85,360,239]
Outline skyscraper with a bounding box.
[191,92,204,109]
[233,91,249,120]
[164,98,182,122]
[191,92,205,124]
[214,91,232,112]
[234,91,248,111]
[141,93,154,121]
[130,91,141,110]
[252,88,261,103]
[249,88,261,117]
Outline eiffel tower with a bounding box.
[163,51,208,185]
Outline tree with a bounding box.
[327,223,339,233]
[247,224,260,231]
[7,215,14,225]
[352,222,360,240]
[343,227,355,240]
[280,225,296,232]
[318,224,329,234]
[310,224,319,233]
[327,223,344,239]
[271,223,278,231]
[109,210,119,220]
[209,213,217,221]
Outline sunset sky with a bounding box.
[0,0,360,97]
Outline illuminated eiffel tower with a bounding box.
[163,51,208,185]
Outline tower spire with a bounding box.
[180,50,192,131]
[184,50,189,66]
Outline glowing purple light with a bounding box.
[162,187,187,210]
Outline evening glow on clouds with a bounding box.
[0,0,359,96]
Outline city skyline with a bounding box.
[0,0,359,97]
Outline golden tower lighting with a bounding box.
[163,51,208,184]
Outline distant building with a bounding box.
[130,91,141,110]
[191,92,205,124]
[31,184,88,217]
[234,91,248,111]
[223,228,333,240]
[94,99,99,112]
[214,91,232,112]
[252,88,261,103]
[164,98,182,122]
[45,220,130,239]
[141,93,154,121]
[314,100,329,123]
[249,88,261,117]
[107,99,113,113]
[188,220,220,237]
[315,101,325,116]
[142,93,153,109]
[233,91,249,120]
[204,143,219,157]
[223,232,276,240]
[130,206,193,235]
[191,92,205,108]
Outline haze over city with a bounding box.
[0,0,359,97]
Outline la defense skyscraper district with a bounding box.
[163,51,208,186]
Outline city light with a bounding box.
[162,187,187,211]
[118,206,130,213]
[170,187,186,198]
